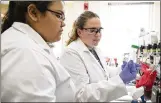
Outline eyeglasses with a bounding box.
[46,9,65,21]
[82,27,103,35]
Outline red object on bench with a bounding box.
[136,62,157,91]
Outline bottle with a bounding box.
[130,45,139,63]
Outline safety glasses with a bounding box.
[46,9,65,21]
[82,27,103,35]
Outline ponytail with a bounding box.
[66,21,79,46]
[1,1,16,33]
[1,1,52,34]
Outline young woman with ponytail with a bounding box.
[60,11,140,102]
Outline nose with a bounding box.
[61,21,66,27]
[95,32,101,36]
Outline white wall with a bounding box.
[88,1,101,16]
[62,1,84,48]
[53,1,160,59]
[153,1,160,38]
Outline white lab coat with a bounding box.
[60,38,128,102]
[1,22,76,102]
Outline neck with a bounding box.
[86,44,94,50]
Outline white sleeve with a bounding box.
[60,49,127,102]
[1,48,56,102]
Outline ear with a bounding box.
[27,4,41,22]
[77,28,83,37]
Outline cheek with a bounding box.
[88,36,95,43]
[48,19,59,31]
[100,34,102,38]
[40,17,61,42]
[99,34,102,38]
[85,35,92,40]
[46,19,61,36]
[45,15,60,29]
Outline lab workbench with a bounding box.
[110,85,152,102]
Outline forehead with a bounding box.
[84,17,101,28]
[48,1,65,13]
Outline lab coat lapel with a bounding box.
[95,48,109,77]
[76,39,106,73]
[88,50,104,71]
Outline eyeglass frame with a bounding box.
[46,9,65,21]
[81,27,104,35]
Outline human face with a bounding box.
[27,1,65,43]
[78,17,103,48]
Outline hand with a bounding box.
[119,60,140,84]
[121,61,140,71]
[121,61,127,70]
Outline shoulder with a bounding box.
[66,39,86,53]
[2,47,51,67]
[63,41,81,55]
[67,40,79,50]
[1,27,45,56]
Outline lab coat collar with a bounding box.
[12,22,50,50]
[76,38,99,53]
[76,38,91,52]
[76,38,108,73]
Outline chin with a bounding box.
[49,38,61,43]
[55,37,61,42]
[54,39,60,43]
[94,43,99,46]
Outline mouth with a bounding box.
[93,39,100,42]
[59,29,63,34]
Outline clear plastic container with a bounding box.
[129,45,139,63]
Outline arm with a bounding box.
[1,48,56,102]
[60,49,127,102]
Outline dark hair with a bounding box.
[1,1,52,33]
[66,11,99,46]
